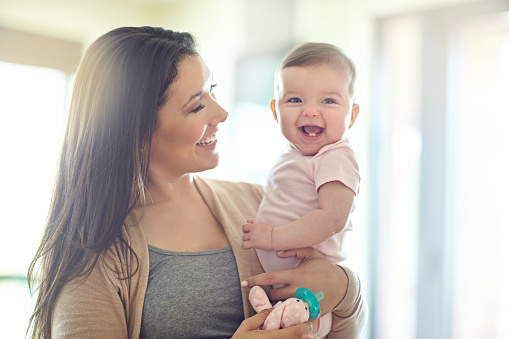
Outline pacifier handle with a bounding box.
[295,287,323,319]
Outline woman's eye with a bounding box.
[191,104,205,113]
[210,83,217,93]
[323,98,336,104]
[288,97,302,103]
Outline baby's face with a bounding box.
[272,64,359,156]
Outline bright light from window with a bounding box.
[453,20,509,339]
[0,61,69,338]
[495,40,509,339]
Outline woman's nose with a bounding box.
[211,100,229,124]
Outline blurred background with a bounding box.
[1,0,508,338]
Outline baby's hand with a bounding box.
[242,219,274,251]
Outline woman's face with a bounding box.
[149,55,228,180]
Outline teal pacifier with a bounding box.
[295,287,324,319]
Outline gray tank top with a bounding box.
[140,245,244,339]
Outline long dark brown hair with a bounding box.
[26,26,197,338]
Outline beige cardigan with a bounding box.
[52,176,367,338]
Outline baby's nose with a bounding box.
[303,108,319,117]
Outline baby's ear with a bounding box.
[349,103,360,129]
[270,99,278,123]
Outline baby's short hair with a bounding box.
[275,42,356,97]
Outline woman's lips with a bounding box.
[196,133,217,145]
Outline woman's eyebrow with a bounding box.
[182,90,205,109]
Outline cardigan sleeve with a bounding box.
[51,225,149,339]
[327,265,368,338]
[51,257,129,339]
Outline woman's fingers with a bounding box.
[242,269,288,289]
[273,322,314,338]
[232,308,313,339]
[258,322,313,339]
[241,308,272,330]
[276,247,323,260]
[241,247,325,293]
[242,246,347,314]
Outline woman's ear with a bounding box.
[270,99,278,123]
[349,103,360,129]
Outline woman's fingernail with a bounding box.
[241,280,248,287]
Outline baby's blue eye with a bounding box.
[210,83,217,93]
[289,97,302,103]
[323,98,336,104]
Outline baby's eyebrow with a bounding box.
[323,91,344,99]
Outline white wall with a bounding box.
[0,0,490,102]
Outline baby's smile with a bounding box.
[301,125,324,137]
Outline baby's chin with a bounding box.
[290,143,320,156]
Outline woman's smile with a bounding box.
[196,133,217,146]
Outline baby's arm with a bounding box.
[242,180,355,251]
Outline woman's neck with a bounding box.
[144,173,195,205]
[134,173,229,252]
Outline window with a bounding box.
[369,15,422,339]
[370,2,509,338]
[0,61,71,338]
[453,13,509,339]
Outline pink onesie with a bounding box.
[256,138,360,273]
[256,139,360,338]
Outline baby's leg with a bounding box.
[316,312,332,338]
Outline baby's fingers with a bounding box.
[242,222,254,234]
[242,239,254,250]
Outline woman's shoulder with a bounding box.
[194,176,264,234]
[195,175,263,198]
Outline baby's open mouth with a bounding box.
[301,126,323,137]
[197,133,216,145]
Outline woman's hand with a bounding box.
[241,247,348,315]
[232,308,314,338]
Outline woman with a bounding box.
[27,26,367,338]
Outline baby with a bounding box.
[242,42,360,338]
